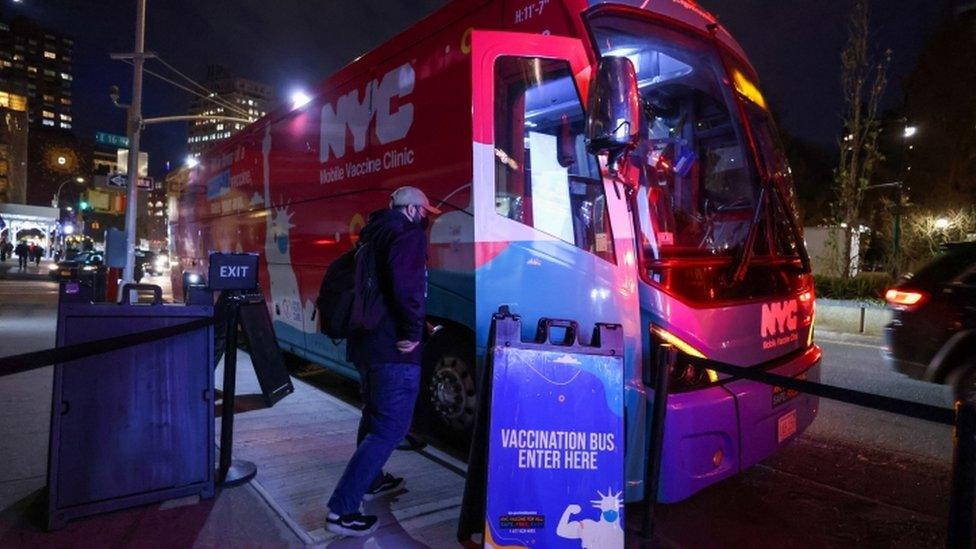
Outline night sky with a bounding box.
[0,0,952,178]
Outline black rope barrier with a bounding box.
[0,316,217,379]
[683,353,956,426]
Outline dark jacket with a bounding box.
[347,208,428,366]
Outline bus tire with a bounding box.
[421,328,477,437]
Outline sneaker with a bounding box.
[362,472,404,501]
[325,511,378,537]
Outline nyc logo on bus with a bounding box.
[319,62,415,163]
[760,299,799,350]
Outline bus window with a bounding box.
[589,16,758,263]
[493,56,615,263]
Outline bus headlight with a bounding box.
[650,325,719,391]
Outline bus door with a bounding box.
[469,30,642,391]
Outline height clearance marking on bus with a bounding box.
[319,62,416,184]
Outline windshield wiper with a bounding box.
[770,183,812,273]
[728,184,811,284]
[729,187,766,284]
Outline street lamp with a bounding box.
[290,90,311,110]
[903,125,918,139]
[51,176,85,209]
[935,217,951,230]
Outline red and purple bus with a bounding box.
[172,0,820,503]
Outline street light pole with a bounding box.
[894,123,916,277]
[51,177,84,209]
[121,0,147,285]
[865,180,905,276]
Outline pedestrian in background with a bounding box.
[0,239,7,262]
[15,241,28,269]
[32,244,43,266]
[325,186,440,537]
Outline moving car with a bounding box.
[49,251,145,282]
[883,242,976,397]
[49,251,105,281]
[135,249,155,278]
[145,252,170,276]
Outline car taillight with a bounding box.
[885,289,926,309]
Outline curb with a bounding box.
[816,329,883,347]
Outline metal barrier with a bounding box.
[640,347,972,548]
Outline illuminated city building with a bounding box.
[186,65,274,156]
[0,90,28,203]
[0,16,73,130]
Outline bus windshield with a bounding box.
[589,15,765,263]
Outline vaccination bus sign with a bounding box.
[484,325,624,548]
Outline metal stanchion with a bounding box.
[217,294,257,486]
[947,399,976,548]
[641,344,676,539]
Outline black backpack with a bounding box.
[316,241,384,339]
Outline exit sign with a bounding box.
[96,132,129,148]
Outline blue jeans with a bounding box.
[327,362,420,515]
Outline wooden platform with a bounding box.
[218,351,468,547]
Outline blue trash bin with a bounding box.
[46,284,215,530]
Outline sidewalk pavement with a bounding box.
[0,300,467,547]
[815,298,891,338]
[0,258,56,281]
[0,307,304,547]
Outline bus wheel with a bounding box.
[422,330,476,436]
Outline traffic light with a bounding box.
[79,200,89,211]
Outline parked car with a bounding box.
[883,242,976,398]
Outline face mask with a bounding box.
[409,207,427,227]
[602,510,618,522]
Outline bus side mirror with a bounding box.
[585,56,640,168]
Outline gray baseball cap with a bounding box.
[390,186,442,214]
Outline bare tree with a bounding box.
[832,0,891,277]
[899,207,976,272]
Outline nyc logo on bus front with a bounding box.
[761,299,799,350]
